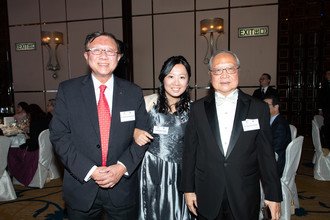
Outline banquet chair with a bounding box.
[312,116,324,164]
[280,136,304,220]
[0,136,17,201]
[312,120,330,181]
[14,129,61,188]
[259,136,303,220]
[289,124,297,140]
[313,115,324,129]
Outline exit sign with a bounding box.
[15,42,36,51]
[238,26,269,38]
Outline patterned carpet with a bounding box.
[0,135,329,220]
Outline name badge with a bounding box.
[120,111,135,122]
[242,119,260,131]
[153,126,169,135]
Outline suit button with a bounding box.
[96,144,101,149]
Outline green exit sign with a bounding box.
[238,26,269,38]
[15,42,37,51]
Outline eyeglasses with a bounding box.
[86,48,118,56]
[209,66,239,76]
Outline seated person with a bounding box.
[264,95,291,177]
[7,104,49,186]
[13,101,29,124]
[253,73,278,100]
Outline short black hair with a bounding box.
[84,31,121,54]
[264,94,279,106]
[262,73,271,81]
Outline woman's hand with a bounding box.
[134,128,153,146]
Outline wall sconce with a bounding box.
[41,31,63,78]
[200,18,224,64]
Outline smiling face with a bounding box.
[209,52,239,96]
[84,35,122,83]
[163,64,189,104]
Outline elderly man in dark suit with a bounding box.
[253,73,278,100]
[181,51,282,220]
[264,95,291,177]
[50,31,149,219]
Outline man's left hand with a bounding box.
[264,200,281,220]
[95,164,126,188]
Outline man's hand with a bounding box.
[184,192,198,216]
[264,200,281,220]
[91,164,127,188]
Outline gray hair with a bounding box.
[208,50,240,70]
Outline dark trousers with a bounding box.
[67,188,138,220]
[198,195,234,220]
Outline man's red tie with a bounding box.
[98,85,111,166]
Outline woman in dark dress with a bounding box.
[8,104,49,186]
[135,56,194,220]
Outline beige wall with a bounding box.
[7,0,278,110]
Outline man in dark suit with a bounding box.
[264,95,291,177]
[181,51,282,220]
[49,32,149,219]
[253,73,278,100]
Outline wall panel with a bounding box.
[103,0,122,18]
[153,12,195,88]
[66,0,102,21]
[196,0,228,10]
[132,16,153,89]
[10,26,44,91]
[7,0,39,25]
[153,0,194,14]
[40,0,66,23]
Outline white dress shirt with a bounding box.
[215,89,238,156]
[84,74,129,182]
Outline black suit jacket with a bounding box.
[271,114,291,177]
[49,74,149,211]
[181,90,282,220]
[253,86,278,100]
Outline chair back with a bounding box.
[313,115,324,129]
[312,120,323,154]
[281,136,304,184]
[0,136,11,175]
[38,129,53,169]
[0,136,17,201]
[289,124,297,140]
[280,136,304,219]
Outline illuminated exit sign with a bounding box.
[15,42,36,51]
[238,26,269,38]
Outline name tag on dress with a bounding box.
[153,126,169,135]
[242,119,260,131]
[120,111,135,122]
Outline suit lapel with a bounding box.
[80,75,100,140]
[226,90,250,158]
[204,93,224,156]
